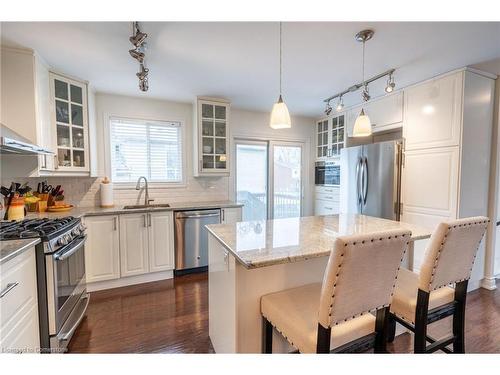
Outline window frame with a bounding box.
[105,114,186,189]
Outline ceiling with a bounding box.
[1,22,499,117]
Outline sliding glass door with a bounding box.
[236,139,303,221]
[270,142,302,219]
[236,141,268,222]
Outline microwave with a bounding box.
[315,160,340,186]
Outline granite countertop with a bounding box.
[206,214,433,269]
[25,201,243,219]
[0,238,40,265]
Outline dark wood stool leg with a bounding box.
[262,317,273,353]
[316,324,331,353]
[375,307,390,353]
[453,280,468,353]
[387,312,397,343]
[414,289,430,353]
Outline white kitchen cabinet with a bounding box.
[148,211,175,272]
[346,91,403,137]
[314,186,340,215]
[120,213,150,277]
[50,72,90,172]
[401,69,496,285]
[403,72,462,150]
[0,246,40,353]
[316,118,330,158]
[194,97,231,176]
[221,207,242,224]
[84,215,121,283]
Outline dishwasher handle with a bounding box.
[175,210,221,219]
[177,213,220,219]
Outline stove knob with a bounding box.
[58,236,68,246]
[65,234,72,243]
[72,227,81,236]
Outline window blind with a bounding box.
[110,117,182,183]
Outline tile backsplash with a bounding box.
[1,176,230,208]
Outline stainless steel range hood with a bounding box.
[0,124,53,155]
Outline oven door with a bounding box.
[315,163,326,185]
[46,235,87,335]
[324,164,340,186]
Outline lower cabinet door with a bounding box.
[314,199,339,216]
[119,213,149,277]
[148,212,174,272]
[84,215,120,283]
[221,207,241,224]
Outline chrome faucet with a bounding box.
[135,176,154,206]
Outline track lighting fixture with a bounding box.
[336,95,344,112]
[129,22,150,92]
[325,101,332,115]
[353,29,374,137]
[362,84,371,102]
[385,73,396,93]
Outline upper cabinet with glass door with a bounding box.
[194,97,230,176]
[316,118,329,159]
[51,73,89,172]
[329,113,345,157]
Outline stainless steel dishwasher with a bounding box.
[174,209,221,275]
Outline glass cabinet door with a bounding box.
[330,114,345,156]
[316,119,329,158]
[200,102,228,171]
[52,74,87,170]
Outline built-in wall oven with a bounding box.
[315,159,340,186]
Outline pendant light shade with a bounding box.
[270,95,291,129]
[269,22,291,129]
[352,108,372,137]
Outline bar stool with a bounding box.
[387,216,489,353]
[260,229,411,353]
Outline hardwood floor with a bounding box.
[68,274,500,353]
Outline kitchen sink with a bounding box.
[122,204,171,209]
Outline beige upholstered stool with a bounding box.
[387,216,489,353]
[261,229,411,353]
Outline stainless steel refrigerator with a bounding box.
[340,140,403,220]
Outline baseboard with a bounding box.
[87,270,174,292]
[479,277,498,291]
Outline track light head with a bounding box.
[385,74,395,93]
[129,49,145,63]
[136,64,149,80]
[325,101,332,115]
[362,85,370,102]
[139,78,149,92]
[336,96,344,112]
[130,31,148,48]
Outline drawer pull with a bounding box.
[0,282,19,298]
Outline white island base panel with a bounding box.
[208,235,411,353]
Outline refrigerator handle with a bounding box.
[362,157,368,205]
[356,157,362,209]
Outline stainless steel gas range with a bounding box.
[0,217,89,352]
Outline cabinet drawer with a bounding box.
[0,248,38,331]
[0,303,40,353]
[315,186,339,195]
[314,199,340,215]
[316,192,339,202]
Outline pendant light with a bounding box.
[353,30,374,137]
[270,22,291,129]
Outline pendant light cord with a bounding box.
[362,40,365,87]
[279,21,282,96]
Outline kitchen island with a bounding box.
[206,214,432,353]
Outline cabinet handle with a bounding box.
[113,217,117,231]
[0,282,19,298]
[143,214,147,227]
[222,209,225,223]
[148,213,151,227]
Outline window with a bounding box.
[110,117,183,183]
